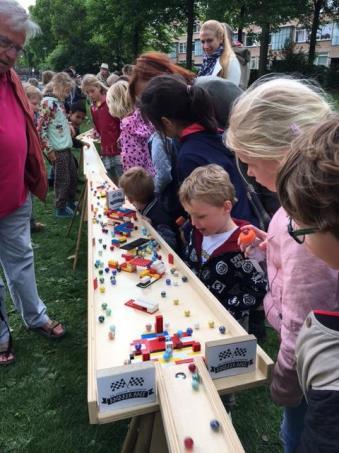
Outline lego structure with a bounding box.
[82,141,273,451]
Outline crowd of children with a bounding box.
[20,21,339,451]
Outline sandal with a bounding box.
[30,320,66,339]
[0,347,15,366]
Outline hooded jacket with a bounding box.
[8,69,47,202]
[119,109,155,176]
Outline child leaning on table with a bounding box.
[179,164,267,330]
[119,166,178,252]
[277,115,339,453]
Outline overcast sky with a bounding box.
[18,0,36,11]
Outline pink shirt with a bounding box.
[0,73,27,218]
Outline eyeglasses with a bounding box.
[0,35,25,57]
[287,217,318,244]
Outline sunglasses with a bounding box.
[287,217,318,244]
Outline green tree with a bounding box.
[27,0,186,73]
[300,0,339,63]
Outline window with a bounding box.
[232,32,238,43]
[250,57,258,70]
[194,39,203,56]
[178,42,186,54]
[193,22,200,33]
[168,44,177,59]
[295,28,308,43]
[317,23,333,40]
[333,23,339,45]
[245,32,258,47]
[315,53,329,67]
[271,27,292,50]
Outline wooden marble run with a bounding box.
[84,143,274,451]
[157,357,244,452]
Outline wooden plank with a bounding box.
[157,358,245,452]
[85,145,273,422]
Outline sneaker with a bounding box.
[67,201,78,212]
[55,207,74,218]
[31,221,46,233]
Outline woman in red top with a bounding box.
[81,74,122,183]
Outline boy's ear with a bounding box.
[223,200,233,213]
[161,116,173,131]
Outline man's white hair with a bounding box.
[0,0,40,41]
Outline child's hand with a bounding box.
[48,150,57,164]
[69,124,76,137]
[238,225,267,262]
[89,129,100,139]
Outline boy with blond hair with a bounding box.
[179,164,266,328]
[119,166,177,251]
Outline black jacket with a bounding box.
[298,389,339,453]
[185,219,267,321]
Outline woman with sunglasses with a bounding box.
[226,77,339,453]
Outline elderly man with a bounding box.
[0,0,65,366]
[96,62,110,86]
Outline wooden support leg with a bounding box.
[133,412,156,453]
[72,185,87,271]
[121,417,141,453]
[149,411,169,453]
[121,413,158,453]
[67,181,86,237]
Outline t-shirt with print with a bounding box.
[201,227,238,263]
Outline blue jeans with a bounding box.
[280,398,308,453]
[0,194,48,346]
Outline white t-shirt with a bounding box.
[201,227,238,263]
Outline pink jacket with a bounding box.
[119,109,155,176]
[265,208,339,407]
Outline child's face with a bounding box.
[200,30,223,55]
[183,198,232,236]
[57,86,72,101]
[28,96,41,113]
[237,152,280,192]
[127,196,144,211]
[86,86,102,102]
[70,111,85,127]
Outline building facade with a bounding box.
[169,20,339,71]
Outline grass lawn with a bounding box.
[0,177,282,453]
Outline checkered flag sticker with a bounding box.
[110,376,145,392]
[218,347,247,361]
[110,378,127,392]
[128,376,144,387]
